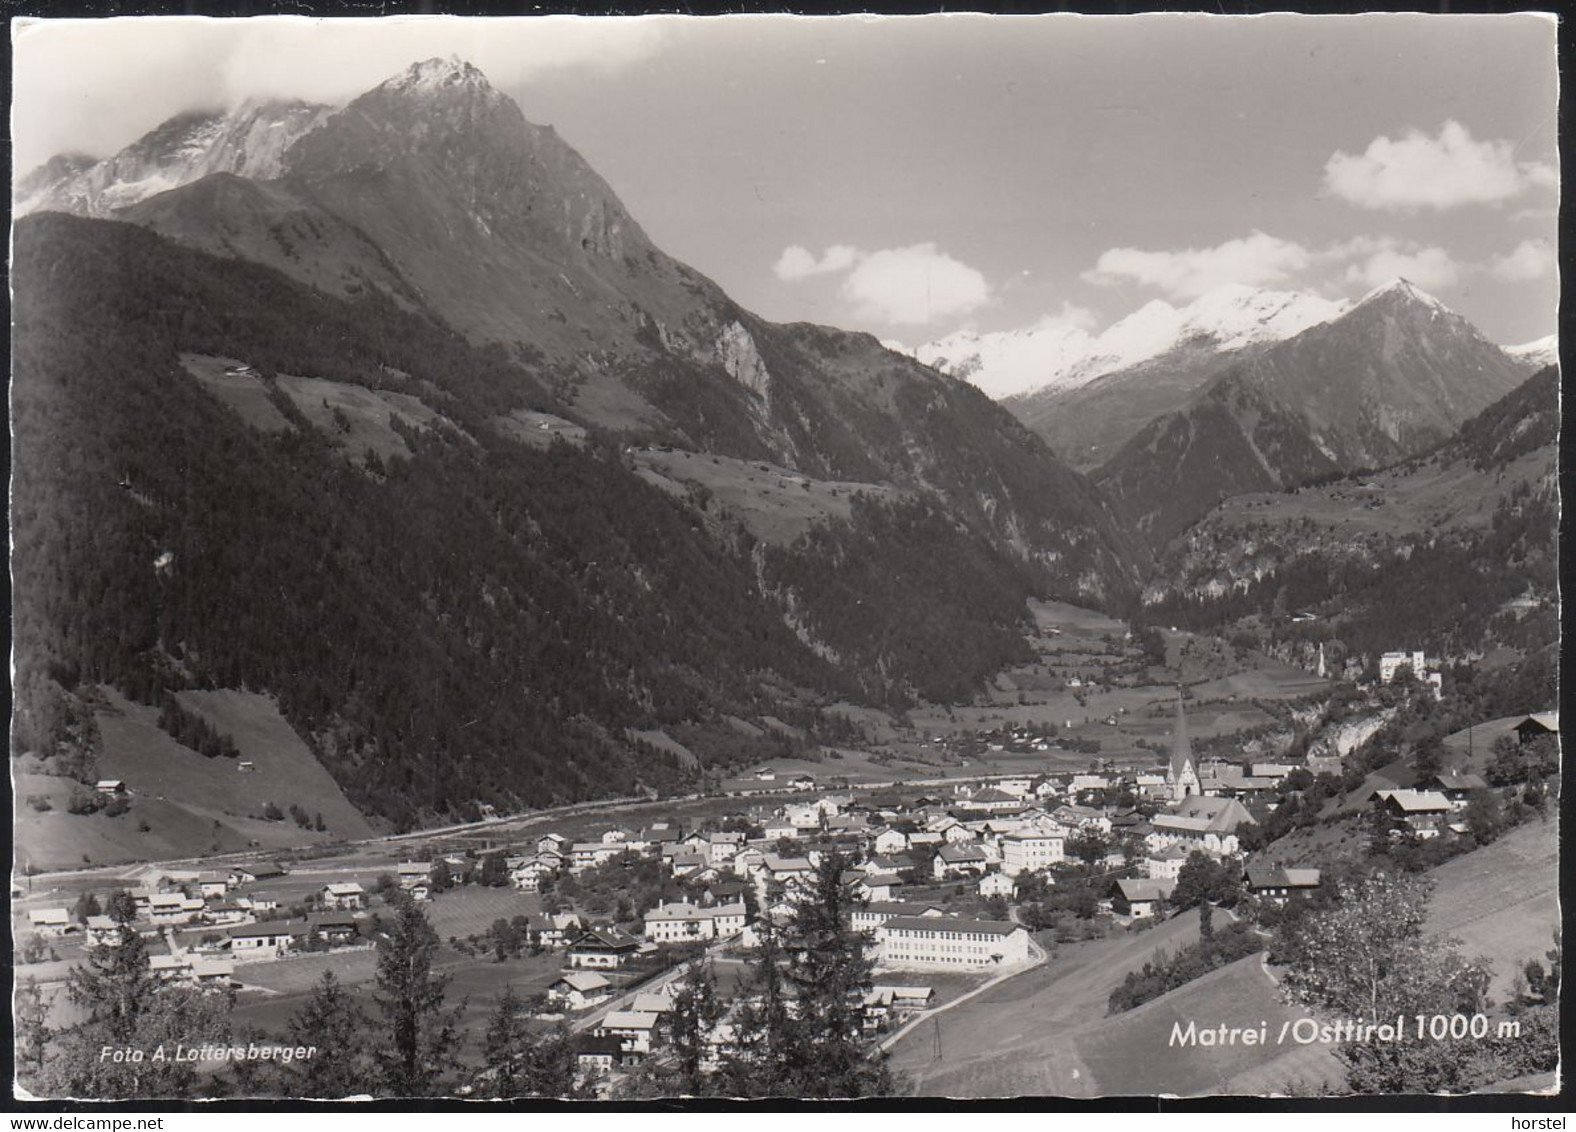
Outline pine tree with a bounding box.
[664,960,721,1096]
[481,988,578,1098]
[781,853,890,1098]
[371,899,463,1096]
[286,971,371,1098]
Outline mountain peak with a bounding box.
[1356,276,1451,314]
[381,56,499,99]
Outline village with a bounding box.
[17,655,1556,1095]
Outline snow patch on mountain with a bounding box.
[909,283,1347,400]
[1505,334,1558,369]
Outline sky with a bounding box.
[12,14,1561,350]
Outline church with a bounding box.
[1151,690,1254,857]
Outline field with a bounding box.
[15,687,375,873]
[423,885,543,941]
[632,446,901,546]
[1424,815,1560,1000]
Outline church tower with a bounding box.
[1165,689,1199,802]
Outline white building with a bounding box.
[1000,831,1064,876]
[320,882,366,911]
[1379,650,1427,683]
[876,916,1031,971]
[643,901,747,943]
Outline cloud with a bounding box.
[772,244,859,281]
[1323,120,1557,212]
[1489,239,1557,282]
[1338,239,1464,292]
[774,240,991,325]
[1081,230,1312,300]
[839,243,992,326]
[1029,300,1100,334]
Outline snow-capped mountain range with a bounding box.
[15,98,333,218]
[909,283,1349,400]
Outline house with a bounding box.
[1426,772,1488,811]
[876,916,1031,970]
[150,954,195,983]
[978,872,1016,899]
[571,842,620,871]
[1145,844,1192,881]
[230,862,287,887]
[1375,789,1452,839]
[873,828,910,855]
[321,882,366,911]
[308,914,361,946]
[148,892,205,925]
[932,844,990,881]
[95,779,127,796]
[539,913,583,948]
[596,1011,661,1054]
[851,872,901,902]
[707,831,745,866]
[863,984,934,1028]
[537,833,570,856]
[851,901,946,935]
[240,892,279,914]
[1515,712,1559,745]
[1000,831,1064,876]
[1379,650,1428,683]
[397,862,432,891]
[203,902,252,926]
[643,901,747,943]
[567,927,641,969]
[228,920,303,960]
[575,1033,632,1080]
[1052,805,1113,836]
[27,908,72,936]
[195,873,230,899]
[785,805,822,831]
[550,971,613,1011]
[1148,796,1256,857]
[1113,878,1175,920]
[1244,865,1322,905]
[85,915,124,948]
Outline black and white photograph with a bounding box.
[8,11,1561,1104]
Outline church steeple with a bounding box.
[1166,688,1198,801]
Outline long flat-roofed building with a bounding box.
[876,916,1030,970]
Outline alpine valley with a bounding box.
[11,57,1558,850]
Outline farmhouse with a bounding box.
[95,779,127,795]
[321,882,366,911]
[1113,877,1175,920]
[550,971,613,1011]
[876,916,1030,970]
[1515,712,1558,744]
[1145,845,1191,881]
[1426,772,1488,811]
[1375,789,1451,838]
[1244,865,1322,905]
[567,927,642,969]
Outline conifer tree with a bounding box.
[286,971,371,1097]
[372,900,463,1096]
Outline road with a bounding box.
[875,924,1048,1054]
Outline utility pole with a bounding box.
[933,1016,943,1061]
